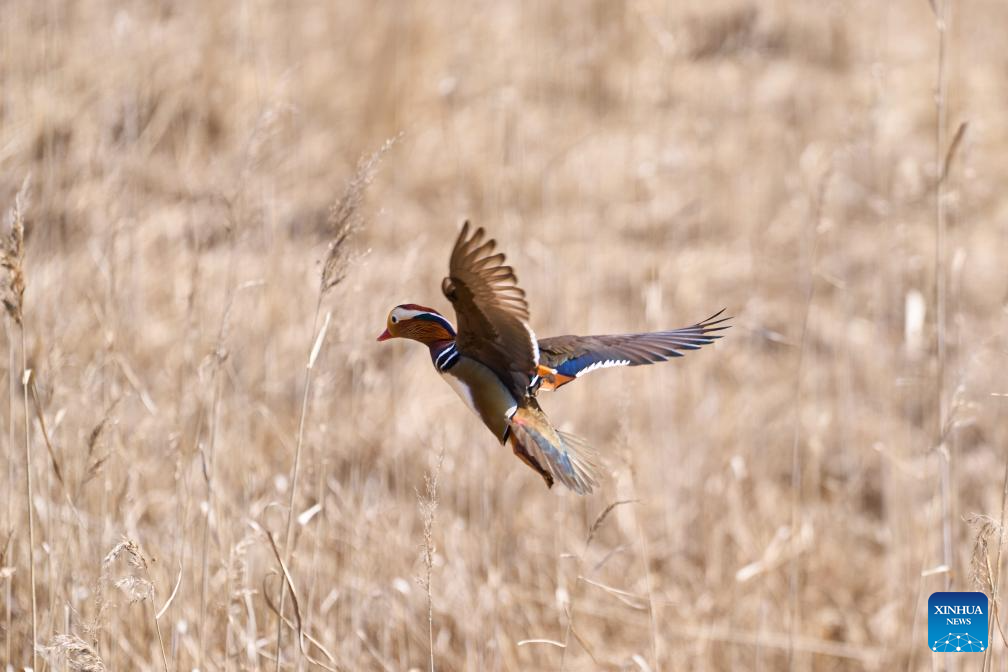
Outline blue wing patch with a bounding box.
[555,354,634,379]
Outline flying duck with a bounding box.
[377,222,729,494]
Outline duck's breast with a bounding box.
[441,356,518,442]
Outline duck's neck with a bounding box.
[429,338,460,372]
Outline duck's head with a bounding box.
[377,304,456,344]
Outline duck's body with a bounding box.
[378,223,729,494]
[436,344,517,441]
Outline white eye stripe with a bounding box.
[391,308,456,335]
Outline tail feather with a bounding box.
[509,406,600,494]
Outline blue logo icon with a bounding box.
[928,592,988,652]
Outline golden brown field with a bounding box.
[2,1,1007,670]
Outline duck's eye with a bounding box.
[391,316,398,324]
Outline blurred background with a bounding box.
[1,1,1007,670]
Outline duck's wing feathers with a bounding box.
[442,221,538,398]
[537,310,730,390]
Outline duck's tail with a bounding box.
[508,403,600,495]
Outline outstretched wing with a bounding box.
[442,221,538,399]
[536,309,730,391]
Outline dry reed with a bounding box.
[416,446,445,672]
[274,137,395,670]
[2,176,34,672]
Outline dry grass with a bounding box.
[1,1,1008,670]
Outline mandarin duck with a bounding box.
[377,222,729,494]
